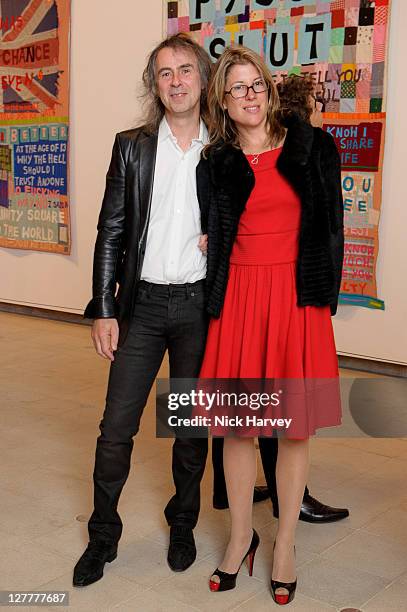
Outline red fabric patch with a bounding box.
[250,20,264,30]
[331,9,345,28]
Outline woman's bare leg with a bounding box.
[211,437,256,581]
[272,438,309,594]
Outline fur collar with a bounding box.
[207,114,314,188]
[279,114,314,167]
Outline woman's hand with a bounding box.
[198,234,208,255]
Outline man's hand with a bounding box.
[198,234,208,255]
[91,318,119,361]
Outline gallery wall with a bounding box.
[0,0,406,365]
[333,0,406,365]
[0,0,164,312]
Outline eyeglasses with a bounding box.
[225,79,268,99]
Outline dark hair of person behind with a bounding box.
[140,32,212,133]
[277,74,315,123]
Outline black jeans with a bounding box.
[88,280,208,544]
[212,437,309,513]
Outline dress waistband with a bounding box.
[230,230,299,266]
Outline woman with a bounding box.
[197,47,344,605]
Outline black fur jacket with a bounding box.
[196,115,344,317]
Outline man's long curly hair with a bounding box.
[140,33,212,133]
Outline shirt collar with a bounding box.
[197,120,209,145]
[158,116,208,145]
[158,116,173,143]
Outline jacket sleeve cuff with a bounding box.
[84,295,117,320]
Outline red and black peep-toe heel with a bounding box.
[270,577,297,605]
[209,529,260,592]
[270,542,297,605]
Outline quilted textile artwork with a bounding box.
[165,0,392,309]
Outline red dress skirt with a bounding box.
[198,148,341,438]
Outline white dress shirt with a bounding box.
[140,117,208,284]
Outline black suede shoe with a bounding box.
[273,493,350,523]
[213,485,269,510]
[73,541,117,587]
[167,526,196,572]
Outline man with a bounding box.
[74,33,212,587]
[211,75,349,524]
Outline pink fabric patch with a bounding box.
[345,7,359,27]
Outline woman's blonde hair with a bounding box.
[206,45,285,150]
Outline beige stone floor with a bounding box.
[1,311,407,611]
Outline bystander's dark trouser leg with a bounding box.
[212,437,227,501]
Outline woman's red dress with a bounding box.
[199,148,341,438]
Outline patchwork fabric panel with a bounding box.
[165,0,392,309]
[166,1,390,114]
